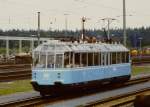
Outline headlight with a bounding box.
[33,72,36,79]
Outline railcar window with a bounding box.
[126,52,129,63]
[64,52,69,68]
[75,53,80,67]
[110,53,112,65]
[105,53,109,65]
[120,52,122,63]
[88,53,93,66]
[70,52,73,67]
[55,54,63,68]
[104,53,106,65]
[101,53,105,65]
[99,53,101,65]
[121,52,129,63]
[107,53,110,65]
[82,53,87,67]
[64,52,74,68]
[122,52,126,63]
[116,52,122,64]
[47,55,54,68]
[93,53,99,66]
[112,52,116,64]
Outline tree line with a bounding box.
[0,26,149,48]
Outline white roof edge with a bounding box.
[33,41,129,53]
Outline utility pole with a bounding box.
[138,37,142,63]
[81,17,86,40]
[138,37,142,52]
[123,0,127,46]
[9,16,11,24]
[64,13,69,36]
[37,12,40,45]
[101,18,116,40]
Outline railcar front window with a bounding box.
[126,52,129,63]
[122,52,126,63]
[36,54,46,68]
[33,53,39,67]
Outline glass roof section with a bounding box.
[33,40,129,54]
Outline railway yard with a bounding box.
[0,64,31,82]
[0,0,150,107]
[0,62,150,107]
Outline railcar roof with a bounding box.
[33,40,129,54]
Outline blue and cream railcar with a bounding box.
[31,40,131,95]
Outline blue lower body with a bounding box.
[31,63,131,85]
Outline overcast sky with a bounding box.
[0,0,150,30]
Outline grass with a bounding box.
[0,80,33,96]
[132,65,150,75]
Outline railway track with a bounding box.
[82,87,150,107]
[132,61,150,65]
[0,64,31,82]
[0,75,150,107]
[0,64,31,68]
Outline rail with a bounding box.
[82,88,150,107]
[0,64,31,82]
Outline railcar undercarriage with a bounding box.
[31,75,130,96]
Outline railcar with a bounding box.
[31,40,131,96]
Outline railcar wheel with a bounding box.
[40,92,47,97]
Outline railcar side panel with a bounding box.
[32,63,131,85]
